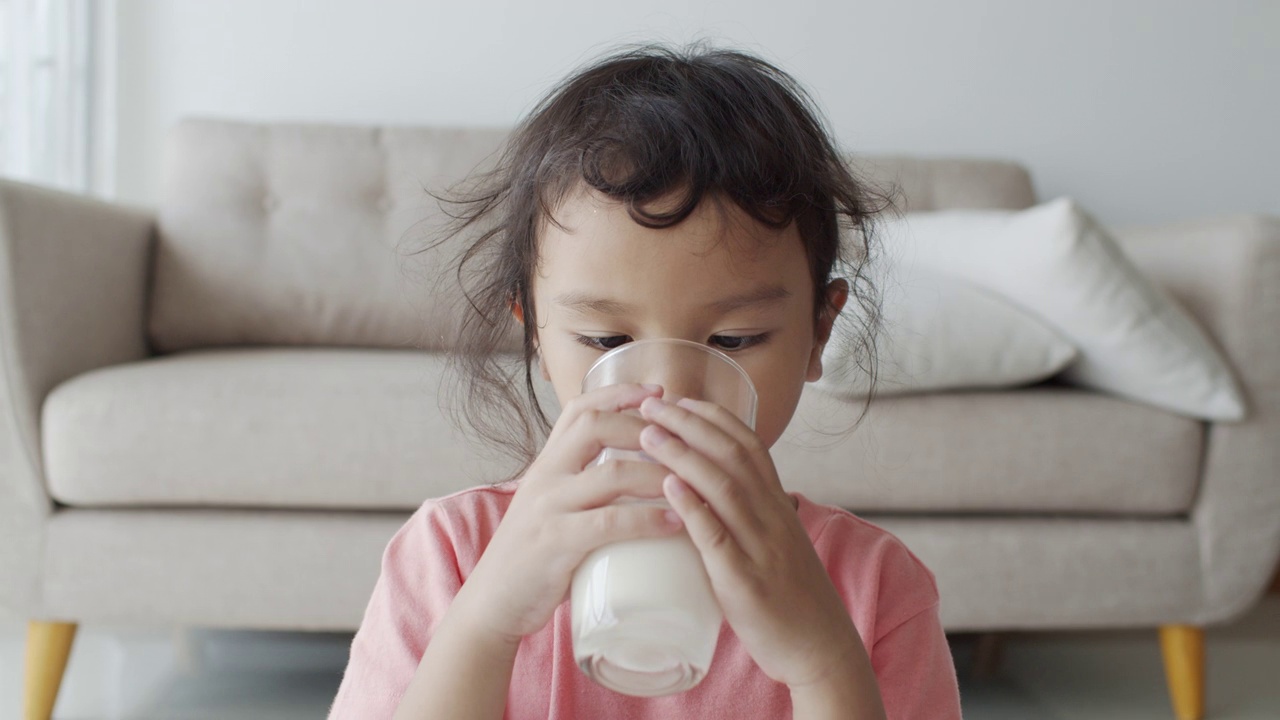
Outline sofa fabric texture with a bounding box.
[42,348,1202,515]
[148,120,1036,354]
[2,119,1277,639]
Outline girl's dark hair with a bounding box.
[413,41,891,480]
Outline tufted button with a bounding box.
[262,193,279,211]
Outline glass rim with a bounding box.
[580,337,756,397]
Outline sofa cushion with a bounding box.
[42,349,1202,515]
[773,385,1202,514]
[150,121,521,355]
[149,118,1036,354]
[43,348,526,510]
[885,198,1245,421]
[818,270,1079,397]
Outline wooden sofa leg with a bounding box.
[23,621,78,720]
[970,632,1004,680]
[1159,624,1205,720]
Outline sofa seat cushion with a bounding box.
[42,348,520,510]
[773,386,1203,514]
[42,349,1202,514]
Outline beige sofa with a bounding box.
[3,119,1278,720]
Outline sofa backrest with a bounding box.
[149,118,1036,354]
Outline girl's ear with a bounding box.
[806,279,850,382]
[511,300,552,382]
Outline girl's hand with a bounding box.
[458,383,685,644]
[638,395,868,691]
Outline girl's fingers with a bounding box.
[638,403,766,542]
[557,459,670,509]
[662,473,747,567]
[659,397,775,483]
[544,382,663,450]
[559,382,663,430]
[571,502,684,549]
[544,406,653,476]
[641,397,773,489]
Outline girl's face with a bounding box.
[514,186,848,450]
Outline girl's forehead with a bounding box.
[535,188,807,285]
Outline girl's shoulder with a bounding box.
[420,480,520,520]
[792,492,942,643]
[794,491,924,553]
[390,481,520,572]
[416,479,520,533]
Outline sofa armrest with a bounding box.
[0,179,154,616]
[1113,213,1280,624]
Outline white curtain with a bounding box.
[0,0,108,195]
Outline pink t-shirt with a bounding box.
[329,482,962,719]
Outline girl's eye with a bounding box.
[711,333,769,351]
[573,334,770,352]
[574,335,632,351]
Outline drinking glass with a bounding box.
[571,338,758,696]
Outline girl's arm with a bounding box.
[636,396,898,717]
[392,582,521,720]
[388,383,679,718]
[788,640,888,720]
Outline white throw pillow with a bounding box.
[817,267,1078,397]
[879,197,1245,421]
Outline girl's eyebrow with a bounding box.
[555,285,792,316]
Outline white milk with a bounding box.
[571,520,722,696]
[572,339,755,695]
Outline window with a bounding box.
[0,0,105,195]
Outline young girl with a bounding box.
[329,43,962,719]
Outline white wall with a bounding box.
[114,0,1279,226]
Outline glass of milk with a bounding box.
[571,338,758,696]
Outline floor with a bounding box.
[2,596,1278,719]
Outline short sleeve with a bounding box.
[327,501,463,719]
[807,507,963,720]
[871,602,963,720]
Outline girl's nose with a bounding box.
[627,340,719,404]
